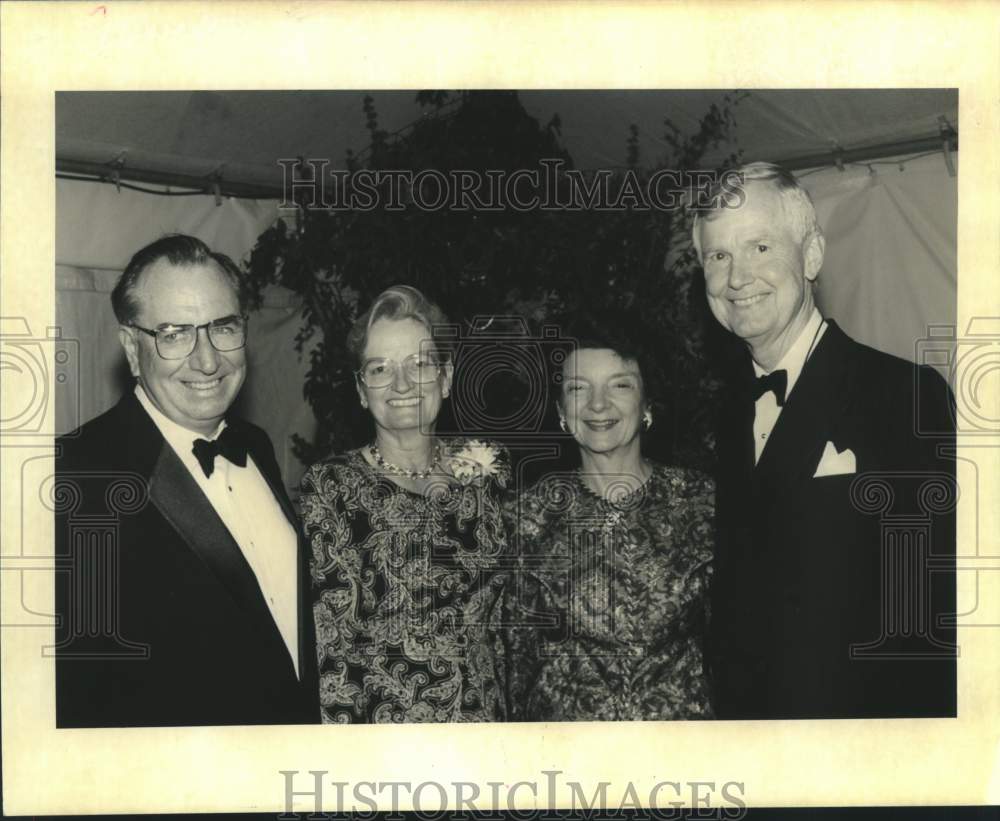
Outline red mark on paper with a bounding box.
[91,5,107,15]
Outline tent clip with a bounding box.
[108,151,128,193]
[209,164,226,206]
[938,116,956,178]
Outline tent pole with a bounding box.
[777,133,957,172]
[56,132,958,197]
[56,159,283,200]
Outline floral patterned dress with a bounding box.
[301,439,511,723]
[504,462,715,721]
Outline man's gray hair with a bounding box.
[691,162,823,261]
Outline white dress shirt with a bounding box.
[135,385,300,677]
[751,309,827,465]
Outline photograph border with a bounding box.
[2,1,998,815]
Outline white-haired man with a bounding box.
[694,162,956,719]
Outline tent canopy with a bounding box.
[54,89,958,488]
[56,89,958,194]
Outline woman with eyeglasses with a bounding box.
[299,285,511,723]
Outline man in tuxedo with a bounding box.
[694,162,956,719]
[55,234,318,727]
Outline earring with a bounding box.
[559,417,568,433]
[642,411,652,431]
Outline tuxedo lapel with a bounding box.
[754,322,851,489]
[147,446,294,668]
[120,393,304,682]
[720,381,755,490]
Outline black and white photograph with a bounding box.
[50,87,960,729]
[2,2,998,818]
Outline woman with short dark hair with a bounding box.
[504,320,715,721]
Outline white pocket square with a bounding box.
[813,441,856,477]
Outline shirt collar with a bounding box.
[134,384,226,456]
[752,308,826,397]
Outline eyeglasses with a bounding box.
[356,353,446,388]
[129,315,249,360]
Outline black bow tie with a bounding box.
[192,426,249,478]
[752,369,788,406]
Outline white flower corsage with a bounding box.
[446,439,506,487]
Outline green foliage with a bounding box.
[245,91,745,473]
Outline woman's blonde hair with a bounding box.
[346,284,452,366]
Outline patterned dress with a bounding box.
[301,440,510,723]
[504,462,715,721]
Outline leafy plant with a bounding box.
[245,91,745,478]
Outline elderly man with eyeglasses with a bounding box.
[55,234,319,728]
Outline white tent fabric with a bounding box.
[56,176,283,272]
[54,178,315,489]
[57,90,957,188]
[56,151,956,491]
[802,151,956,366]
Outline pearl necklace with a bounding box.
[370,442,442,480]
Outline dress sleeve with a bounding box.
[299,461,366,722]
[697,472,716,637]
[677,468,716,566]
[499,539,559,722]
[300,462,354,585]
[681,469,716,686]
[498,484,547,722]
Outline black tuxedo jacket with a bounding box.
[710,321,956,719]
[55,392,319,727]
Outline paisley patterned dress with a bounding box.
[504,462,715,721]
[301,440,510,723]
